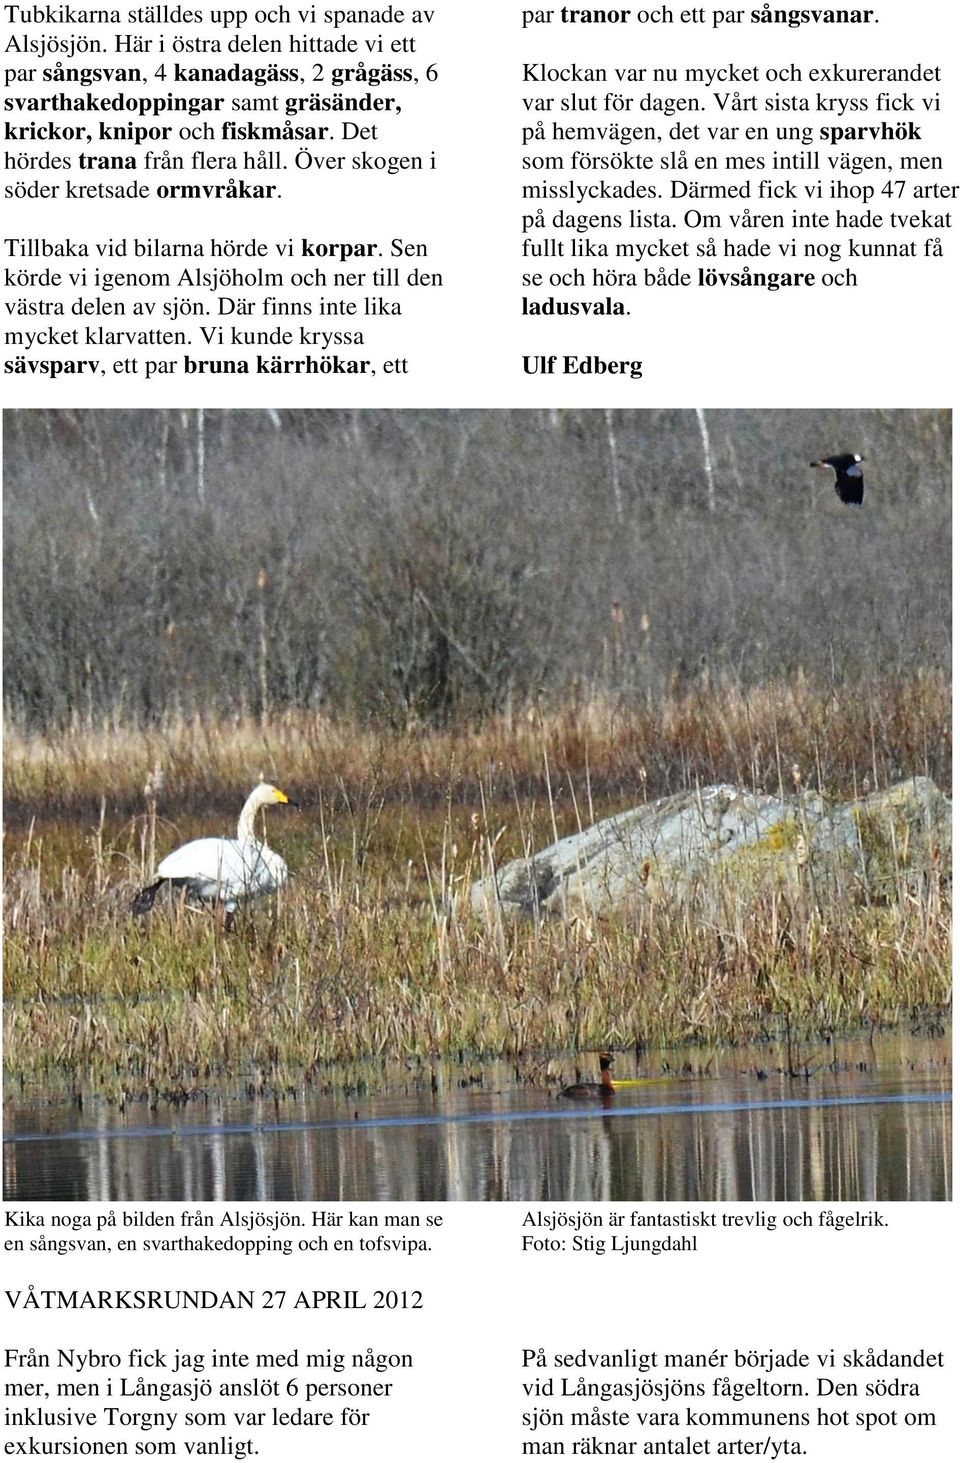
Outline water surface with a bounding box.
[4,1029,950,1202]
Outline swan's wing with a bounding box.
[158,838,254,895]
[157,838,286,901]
[158,837,230,881]
[240,846,288,894]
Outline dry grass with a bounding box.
[4,669,950,823]
[3,675,951,1096]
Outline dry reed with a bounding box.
[3,675,951,1096]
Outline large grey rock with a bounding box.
[470,776,950,918]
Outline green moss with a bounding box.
[754,818,802,854]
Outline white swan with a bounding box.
[133,784,297,914]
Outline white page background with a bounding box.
[1,2,955,1459]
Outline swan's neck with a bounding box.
[237,790,267,843]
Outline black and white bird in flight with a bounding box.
[810,453,865,505]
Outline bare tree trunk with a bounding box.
[725,432,742,494]
[156,413,169,501]
[696,407,716,513]
[257,568,269,724]
[604,408,624,521]
[196,407,205,507]
[67,410,102,525]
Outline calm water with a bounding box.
[3,1030,951,1202]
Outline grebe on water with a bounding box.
[559,1052,615,1099]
